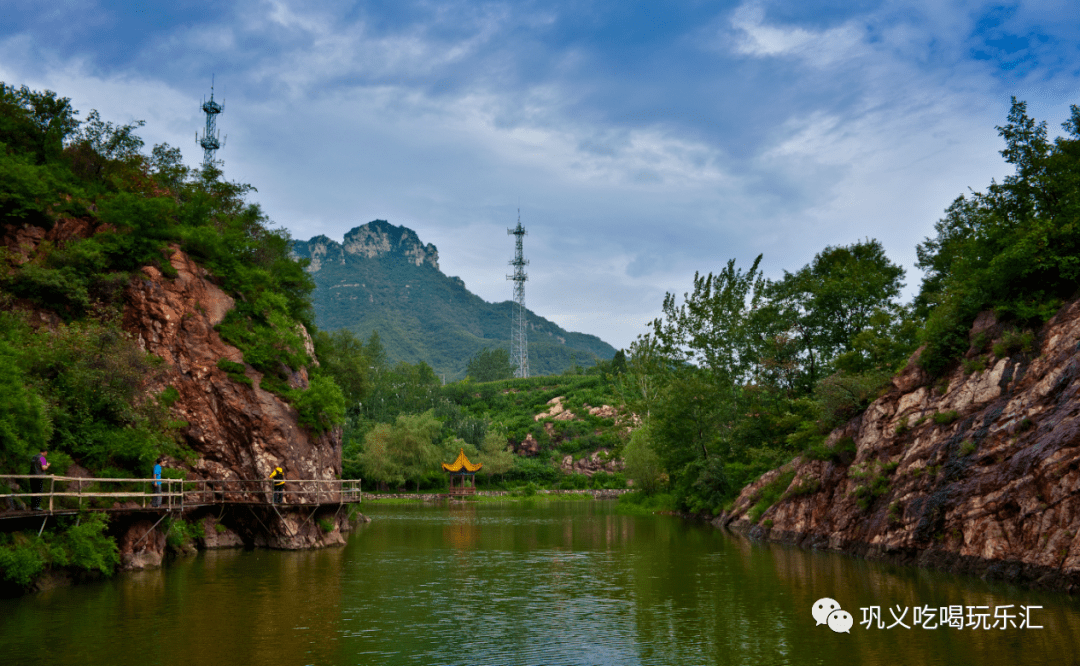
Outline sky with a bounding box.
[2,1,1079,351]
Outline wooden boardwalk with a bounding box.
[0,474,362,521]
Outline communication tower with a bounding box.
[196,77,225,168]
[507,210,530,378]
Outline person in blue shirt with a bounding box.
[152,459,163,508]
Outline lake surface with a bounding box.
[1,500,1078,665]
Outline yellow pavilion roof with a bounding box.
[442,448,483,473]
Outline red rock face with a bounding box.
[722,300,1080,591]
[122,247,346,549]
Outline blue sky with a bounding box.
[2,1,1078,350]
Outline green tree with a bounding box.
[622,424,664,494]
[358,423,404,489]
[761,239,907,390]
[617,334,666,421]
[392,411,444,492]
[313,328,370,414]
[466,346,514,382]
[478,431,514,481]
[915,99,1080,373]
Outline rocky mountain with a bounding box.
[292,220,617,379]
[720,299,1080,591]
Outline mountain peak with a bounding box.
[294,220,439,272]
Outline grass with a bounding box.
[747,469,796,523]
[848,460,897,511]
[616,491,678,515]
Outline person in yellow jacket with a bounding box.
[269,466,285,504]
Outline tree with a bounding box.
[358,423,405,489]
[617,333,666,421]
[914,99,1080,373]
[313,328,370,415]
[388,410,443,492]
[762,239,907,391]
[651,255,765,385]
[622,424,665,494]
[466,346,514,382]
[478,431,514,481]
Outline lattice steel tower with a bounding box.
[196,77,225,168]
[507,210,530,378]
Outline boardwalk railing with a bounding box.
[0,475,362,515]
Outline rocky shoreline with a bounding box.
[715,300,1080,594]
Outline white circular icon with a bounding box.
[827,609,853,634]
[812,597,841,625]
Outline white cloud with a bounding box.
[728,1,867,67]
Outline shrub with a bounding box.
[558,474,589,490]
[317,518,335,533]
[0,536,47,588]
[849,461,892,511]
[60,513,119,577]
[933,411,959,425]
[786,477,821,497]
[165,518,202,551]
[961,356,987,374]
[959,440,976,456]
[747,469,795,523]
[888,501,902,526]
[803,435,857,464]
[894,416,909,435]
[0,513,119,588]
[294,374,346,434]
[993,330,1035,358]
[216,358,252,387]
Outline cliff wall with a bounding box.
[117,246,350,567]
[721,299,1080,591]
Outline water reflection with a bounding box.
[1,502,1078,666]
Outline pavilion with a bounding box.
[442,448,483,496]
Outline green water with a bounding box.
[1,501,1078,665]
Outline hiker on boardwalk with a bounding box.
[31,449,49,511]
[269,466,285,504]
[152,458,163,507]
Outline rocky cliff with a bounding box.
[3,218,357,571]
[721,299,1080,591]
[118,246,352,567]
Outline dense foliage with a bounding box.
[915,99,1080,374]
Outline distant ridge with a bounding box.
[292,220,616,379]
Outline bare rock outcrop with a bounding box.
[560,449,624,476]
[122,247,345,550]
[117,519,167,571]
[722,300,1080,591]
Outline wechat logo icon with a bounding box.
[812,597,853,634]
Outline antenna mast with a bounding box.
[197,76,225,168]
[507,210,530,378]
